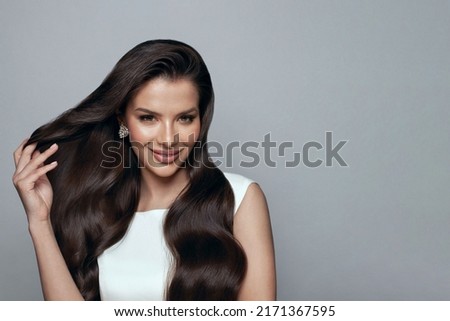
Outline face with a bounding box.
[123,77,201,179]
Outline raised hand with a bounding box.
[13,139,59,225]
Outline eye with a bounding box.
[139,115,155,122]
[179,115,196,123]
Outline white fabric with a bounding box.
[98,172,254,300]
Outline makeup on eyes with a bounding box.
[135,107,199,123]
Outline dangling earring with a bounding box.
[118,123,129,138]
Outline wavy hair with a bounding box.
[26,40,247,300]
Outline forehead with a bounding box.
[128,78,199,113]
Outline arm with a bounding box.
[29,221,84,300]
[13,140,84,300]
[233,183,276,300]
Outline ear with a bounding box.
[116,113,126,127]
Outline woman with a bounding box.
[12,40,276,300]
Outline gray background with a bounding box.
[1,0,449,300]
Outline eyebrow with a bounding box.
[134,107,199,117]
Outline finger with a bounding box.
[31,143,58,165]
[29,161,58,183]
[18,143,58,177]
[14,161,58,192]
[31,149,42,163]
[17,143,58,177]
[15,142,37,173]
[13,138,30,166]
[32,150,47,169]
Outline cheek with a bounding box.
[128,123,156,143]
[183,123,201,147]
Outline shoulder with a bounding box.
[221,171,270,227]
[223,171,254,188]
[222,171,256,214]
[233,181,269,224]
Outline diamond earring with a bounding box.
[118,123,129,138]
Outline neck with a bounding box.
[137,168,190,212]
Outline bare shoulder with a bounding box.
[233,183,276,300]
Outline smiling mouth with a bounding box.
[150,148,181,163]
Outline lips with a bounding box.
[150,149,181,163]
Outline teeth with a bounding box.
[156,152,178,156]
[150,149,180,163]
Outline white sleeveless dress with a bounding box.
[97,172,254,300]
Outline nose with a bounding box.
[157,121,178,148]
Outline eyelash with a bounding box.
[179,115,196,123]
[138,115,196,123]
[139,115,155,122]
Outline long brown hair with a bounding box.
[26,40,247,300]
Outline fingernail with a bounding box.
[50,143,58,150]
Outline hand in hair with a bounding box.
[13,139,58,226]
